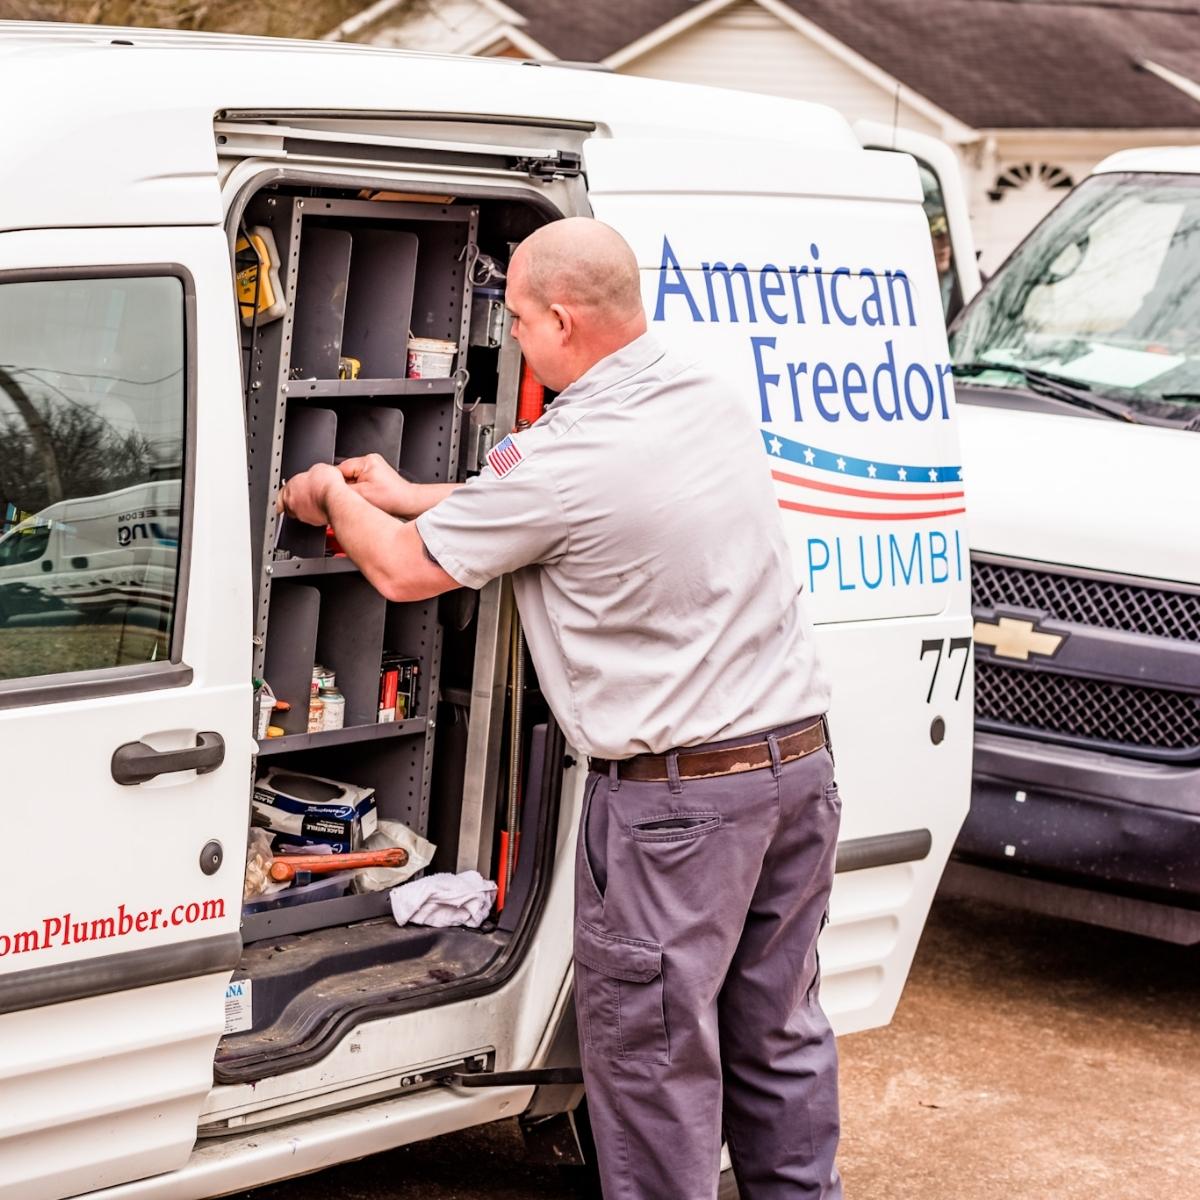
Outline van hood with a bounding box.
[959,399,1200,586]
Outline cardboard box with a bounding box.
[252,766,378,853]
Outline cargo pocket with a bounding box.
[575,920,669,1065]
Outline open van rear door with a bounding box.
[854,120,981,321]
[584,136,973,1034]
[0,227,252,1200]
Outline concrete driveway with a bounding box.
[234,894,1200,1199]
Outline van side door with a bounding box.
[583,136,974,1036]
[0,227,253,1200]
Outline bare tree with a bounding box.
[0,394,154,519]
[0,365,64,506]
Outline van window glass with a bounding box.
[0,275,184,682]
[950,173,1200,427]
[916,160,962,322]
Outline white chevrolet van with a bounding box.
[946,147,1200,945]
[0,25,972,1200]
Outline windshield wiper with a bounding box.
[953,361,1138,422]
[1159,399,1200,432]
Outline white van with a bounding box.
[0,481,179,626]
[0,25,972,1200]
[946,147,1200,944]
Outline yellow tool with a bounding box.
[235,225,286,326]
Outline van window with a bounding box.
[0,275,185,682]
[916,160,962,322]
[950,173,1200,427]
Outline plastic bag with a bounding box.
[350,819,436,893]
[243,828,288,900]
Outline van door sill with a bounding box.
[215,920,508,1083]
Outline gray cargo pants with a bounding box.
[574,720,843,1200]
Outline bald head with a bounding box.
[513,218,644,321]
[506,217,648,392]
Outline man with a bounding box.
[278,217,842,1199]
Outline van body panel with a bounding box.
[1092,145,1200,175]
[584,135,972,1033]
[84,1084,535,1200]
[585,137,969,624]
[0,975,230,1200]
[0,227,252,1198]
[959,403,1200,586]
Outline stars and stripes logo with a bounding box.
[762,429,965,521]
[486,434,525,478]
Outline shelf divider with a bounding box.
[291,225,352,379]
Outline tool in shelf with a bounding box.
[269,847,409,883]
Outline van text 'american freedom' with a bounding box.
[653,236,954,426]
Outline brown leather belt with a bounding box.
[588,719,827,783]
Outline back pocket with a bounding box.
[629,811,721,843]
[575,920,669,1065]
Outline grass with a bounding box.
[0,623,168,680]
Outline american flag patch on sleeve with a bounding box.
[486,434,524,478]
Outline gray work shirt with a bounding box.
[416,332,830,760]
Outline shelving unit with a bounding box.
[242,192,478,943]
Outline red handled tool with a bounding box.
[269,847,408,883]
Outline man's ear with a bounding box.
[550,302,573,342]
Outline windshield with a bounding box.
[950,172,1200,425]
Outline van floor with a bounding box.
[214,919,509,1083]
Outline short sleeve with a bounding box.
[415,454,568,590]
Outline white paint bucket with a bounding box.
[406,336,457,378]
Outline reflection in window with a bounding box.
[0,276,185,683]
[917,161,960,322]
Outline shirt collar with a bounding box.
[551,331,666,407]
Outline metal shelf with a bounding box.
[241,888,392,944]
[286,377,456,399]
[241,190,477,941]
[269,556,360,578]
[257,716,427,758]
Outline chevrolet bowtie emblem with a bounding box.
[973,616,1064,661]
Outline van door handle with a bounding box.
[111,731,225,785]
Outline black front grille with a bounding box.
[975,660,1200,755]
[972,559,1200,642]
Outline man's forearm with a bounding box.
[322,480,457,601]
[392,482,461,520]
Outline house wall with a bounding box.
[618,0,944,139]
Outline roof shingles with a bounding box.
[505,0,1200,128]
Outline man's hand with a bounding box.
[277,463,344,526]
[340,454,462,520]
[338,453,412,516]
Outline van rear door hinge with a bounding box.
[514,151,582,180]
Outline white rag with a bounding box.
[389,870,497,929]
